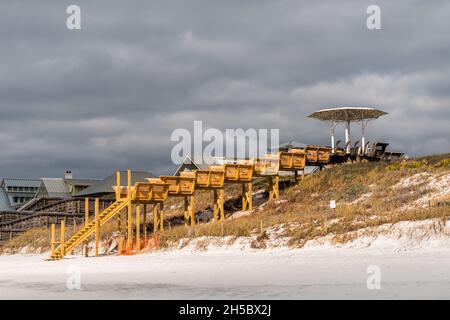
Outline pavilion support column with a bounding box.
[345,120,351,154]
[328,120,338,154]
[360,119,369,156]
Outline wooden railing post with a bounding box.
[159,202,164,232]
[126,170,132,252]
[143,204,147,242]
[51,224,56,257]
[60,220,66,257]
[95,198,99,257]
[116,171,121,201]
[153,204,159,233]
[84,197,89,257]
[136,204,141,251]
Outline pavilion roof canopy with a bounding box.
[308,107,387,122]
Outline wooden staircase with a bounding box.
[49,200,128,260]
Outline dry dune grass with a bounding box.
[160,154,450,248]
[2,153,450,253]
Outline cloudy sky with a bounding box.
[0,0,449,179]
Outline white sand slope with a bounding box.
[1,228,450,299]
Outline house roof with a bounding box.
[173,155,211,176]
[64,178,100,187]
[0,186,13,211]
[0,178,41,189]
[272,140,308,151]
[74,171,156,197]
[39,178,71,198]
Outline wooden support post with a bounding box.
[143,204,147,242]
[136,204,141,251]
[117,209,122,235]
[242,182,252,211]
[214,189,225,222]
[248,182,253,211]
[84,197,89,257]
[184,197,189,227]
[213,190,219,222]
[159,202,164,232]
[274,175,279,199]
[153,203,159,233]
[268,177,274,201]
[116,170,123,253]
[219,189,225,221]
[51,224,56,257]
[183,196,196,227]
[60,220,66,257]
[242,183,247,211]
[95,198,100,257]
[126,169,132,252]
[190,195,195,227]
[268,176,280,200]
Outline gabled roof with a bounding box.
[173,155,211,176]
[0,186,13,211]
[38,178,71,198]
[0,178,41,188]
[74,171,156,197]
[272,139,308,151]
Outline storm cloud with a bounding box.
[0,0,449,179]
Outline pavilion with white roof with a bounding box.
[308,107,387,154]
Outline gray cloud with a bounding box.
[0,0,449,179]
